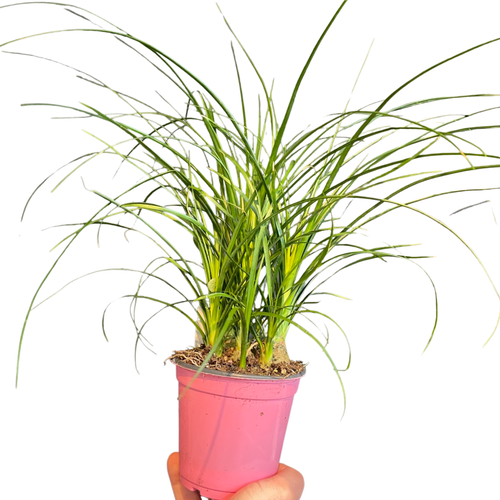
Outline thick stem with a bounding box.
[260,340,290,366]
[271,341,290,364]
[218,328,242,363]
[261,341,273,366]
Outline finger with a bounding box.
[231,463,305,500]
[167,452,202,500]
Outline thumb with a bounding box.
[230,463,304,500]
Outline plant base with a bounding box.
[168,345,305,377]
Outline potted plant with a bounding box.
[1,1,500,498]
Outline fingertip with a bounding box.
[167,452,179,477]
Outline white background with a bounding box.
[1,1,500,498]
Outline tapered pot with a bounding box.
[174,360,305,500]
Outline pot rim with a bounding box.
[171,358,306,380]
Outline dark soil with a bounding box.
[166,345,306,378]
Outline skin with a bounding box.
[167,452,304,500]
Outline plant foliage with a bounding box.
[3,2,500,412]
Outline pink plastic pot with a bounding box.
[174,360,305,499]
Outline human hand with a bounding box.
[167,452,304,500]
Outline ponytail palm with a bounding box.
[3,1,500,399]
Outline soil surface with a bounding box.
[166,345,306,378]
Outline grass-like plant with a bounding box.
[3,1,500,410]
